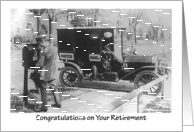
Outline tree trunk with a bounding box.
[37,18,40,36]
[156,32,158,42]
[49,17,53,45]
[134,28,137,44]
[155,30,158,42]
[93,9,98,27]
[153,29,155,40]
[94,14,96,27]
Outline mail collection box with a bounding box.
[22,44,41,69]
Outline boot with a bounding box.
[52,88,61,108]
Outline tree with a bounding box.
[99,9,120,27]
[147,10,167,42]
[138,27,144,39]
[160,25,165,42]
[44,9,57,43]
[92,9,99,26]
[30,9,57,44]
[29,9,46,36]
[37,9,58,43]
[127,9,145,44]
[150,23,159,42]
[77,9,100,27]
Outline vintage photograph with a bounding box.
[10,8,172,113]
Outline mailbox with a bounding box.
[22,44,41,69]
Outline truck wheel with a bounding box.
[134,70,162,96]
[59,67,82,87]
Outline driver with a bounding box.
[101,49,112,71]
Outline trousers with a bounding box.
[39,79,61,109]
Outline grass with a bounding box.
[11,94,35,113]
[142,98,171,113]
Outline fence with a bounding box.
[96,74,168,113]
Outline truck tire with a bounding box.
[59,66,82,87]
[134,70,162,96]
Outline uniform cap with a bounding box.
[34,35,46,42]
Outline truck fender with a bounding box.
[118,66,163,81]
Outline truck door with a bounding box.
[87,29,102,63]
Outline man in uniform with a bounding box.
[32,36,61,112]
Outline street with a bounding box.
[10,40,172,113]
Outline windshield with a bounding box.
[110,29,122,61]
[106,47,123,63]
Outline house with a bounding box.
[10,9,76,44]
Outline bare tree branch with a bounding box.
[126,9,145,44]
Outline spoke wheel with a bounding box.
[59,67,82,87]
[134,70,162,96]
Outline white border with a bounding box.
[1,1,182,131]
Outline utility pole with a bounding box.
[161,25,165,57]
[36,10,40,36]
[128,28,134,55]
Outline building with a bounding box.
[10,9,75,43]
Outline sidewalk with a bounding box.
[46,89,158,113]
[46,90,128,113]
